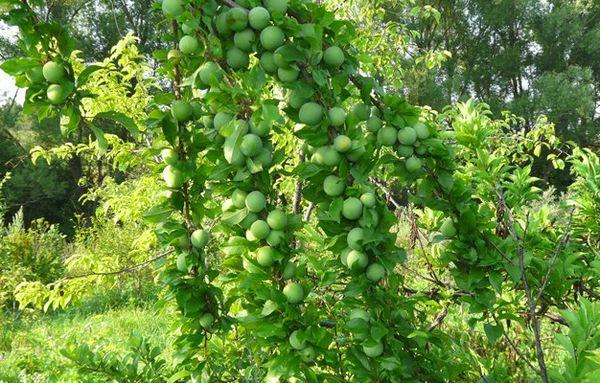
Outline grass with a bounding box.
[0,288,174,383]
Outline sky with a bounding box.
[0,23,24,104]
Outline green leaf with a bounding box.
[483,323,503,344]
[143,205,173,223]
[76,64,103,86]
[95,111,140,139]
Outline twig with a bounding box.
[427,304,449,332]
[534,208,575,305]
[492,313,542,375]
[63,250,174,280]
[303,202,315,222]
[497,191,548,382]
[369,177,402,210]
[292,151,305,214]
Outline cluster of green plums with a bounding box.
[221,188,305,304]
[26,60,71,105]
[374,119,431,173]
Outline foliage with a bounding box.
[0,1,599,383]
[14,175,160,311]
[0,209,66,307]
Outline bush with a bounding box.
[0,209,66,308]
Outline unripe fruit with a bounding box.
[289,330,306,350]
[277,67,299,82]
[231,189,248,209]
[333,135,352,153]
[214,112,233,131]
[263,0,288,14]
[352,103,371,121]
[215,12,231,35]
[347,227,364,250]
[161,148,179,166]
[323,46,344,67]
[162,0,183,18]
[191,229,210,248]
[245,191,266,212]
[250,219,270,240]
[240,133,263,157]
[202,115,214,129]
[366,263,385,282]
[272,48,289,68]
[226,47,249,69]
[328,107,346,127]
[299,102,323,125]
[283,282,304,304]
[255,148,273,167]
[366,116,382,132]
[415,144,427,155]
[306,346,327,362]
[163,166,184,189]
[282,262,296,279]
[347,250,368,271]
[360,192,376,208]
[171,100,192,121]
[46,84,65,104]
[266,230,285,246]
[323,175,345,197]
[26,66,44,84]
[377,126,397,146]
[246,229,258,242]
[42,62,66,83]
[249,6,270,30]
[250,120,271,137]
[342,197,363,220]
[340,248,351,266]
[405,156,422,173]
[199,312,214,329]
[440,217,457,238]
[256,246,276,266]
[397,145,414,158]
[260,52,278,74]
[397,127,417,145]
[349,308,370,322]
[267,209,287,230]
[300,346,315,362]
[198,61,222,86]
[227,8,248,32]
[363,342,384,358]
[414,122,430,139]
[179,35,198,54]
[260,26,285,50]
[321,146,341,167]
[234,29,256,51]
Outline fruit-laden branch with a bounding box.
[62,250,174,280]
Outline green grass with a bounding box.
[0,289,174,383]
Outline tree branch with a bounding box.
[63,250,174,280]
